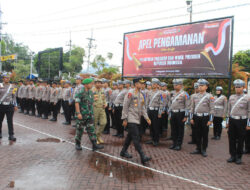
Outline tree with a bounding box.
[233,50,250,72]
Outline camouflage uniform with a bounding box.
[75,88,97,142]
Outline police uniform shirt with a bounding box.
[23,85,29,99]
[170,90,189,111]
[17,85,24,99]
[147,89,164,110]
[114,88,128,106]
[121,89,149,125]
[28,84,36,99]
[110,89,119,107]
[62,87,72,101]
[190,92,214,115]
[42,86,51,102]
[213,95,227,117]
[0,83,17,105]
[227,94,250,118]
[50,87,58,104]
[104,87,112,105]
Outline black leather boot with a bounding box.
[75,139,82,151]
[9,136,16,141]
[138,150,151,165]
[91,140,104,151]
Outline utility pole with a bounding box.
[86,29,95,73]
[29,51,34,79]
[66,31,72,63]
[186,0,193,22]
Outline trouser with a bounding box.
[57,99,62,113]
[16,97,20,106]
[111,109,115,128]
[228,118,247,158]
[114,106,123,135]
[62,100,71,123]
[104,106,111,133]
[122,123,143,154]
[0,105,14,136]
[94,107,107,137]
[213,117,223,137]
[190,124,196,143]
[148,110,160,143]
[24,98,29,112]
[245,129,250,152]
[28,98,35,115]
[170,111,185,146]
[35,100,42,116]
[51,102,59,119]
[194,115,209,151]
[41,101,49,118]
[140,116,148,137]
[75,118,97,142]
[160,112,168,135]
[20,98,25,112]
[71,101,75,119]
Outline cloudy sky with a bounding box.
[1,0,250,70]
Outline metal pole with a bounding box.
[30,54,33,79]
[48,53,50,79]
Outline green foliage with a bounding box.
[233,50,250,72]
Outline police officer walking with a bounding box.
[226,79,250,164]
[212,86,227,140]
[0,74,18,141]
[169,79,189,151]
[190,79,214,157]
[120,78,152,165]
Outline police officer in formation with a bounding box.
[0,73,18,141]
[226,79,250,164]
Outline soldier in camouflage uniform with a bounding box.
[74,78,104,151]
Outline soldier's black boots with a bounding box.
[173,146,181,151]
[201,150,207,157]
[9,136,16,141]
[190,149,201,154]
[50,118,57,122]
[75,140,82,151]
[120,151,133,159]
[91,140,104,151]
[139,150,151,165]
[235,156,242,165]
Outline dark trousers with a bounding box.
[57,99,62,113]
[245,130,250,152]
[194,115,209,151]
[140,116,148,137]
[122,123,143,154]
[148,110,160,143]
[20,98,25,112]
[51,102,58,119]
[41,101,49,118]
[111,110,115,128]
[35,100,42,116]
[190,124,196,143]
[228,118,247,158]
[213,117,223,137]
[28,99,35,115]
[62,100,71,123]
[114,106,123,135]
[24,98,29,113]
[0,105,14,136]
[160,112,168,135]
[104,106,111,132]
[170,112,185,146]
[70,101,75,119]
[16,97,20,107]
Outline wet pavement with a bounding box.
[0,112,250,190]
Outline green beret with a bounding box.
[82,78,93,85]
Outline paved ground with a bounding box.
[0,112,250,190]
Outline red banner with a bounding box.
[123,17,233,78]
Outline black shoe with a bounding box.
[215,136,220,140]
[50,118,57,122]
[227,157,236,163]
[75,140,82,151]
[235,158,242,165]
[140,153,152,165]
[244,149,250,154]
[188,141,196,144]
[120,151,133,159]
[145,140,153,144]
[153,141,159,146]
[62,122,70,125]
[201,151,207,157]
[42,116,48,119]
[173,146,181,151]
[190,149,201,154]
[9,136,16,141]
[92,140,104,151]
[113,133,119,137]
[0,133,2,138]
[169,145,175,149]
[36,114,41,118]
[211,136,216,140]
[118,134,124,138]
[103,131,110,135]
[24,112,29,115]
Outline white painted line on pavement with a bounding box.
[14,122,223,190]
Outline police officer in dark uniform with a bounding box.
[0,73,18,141]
